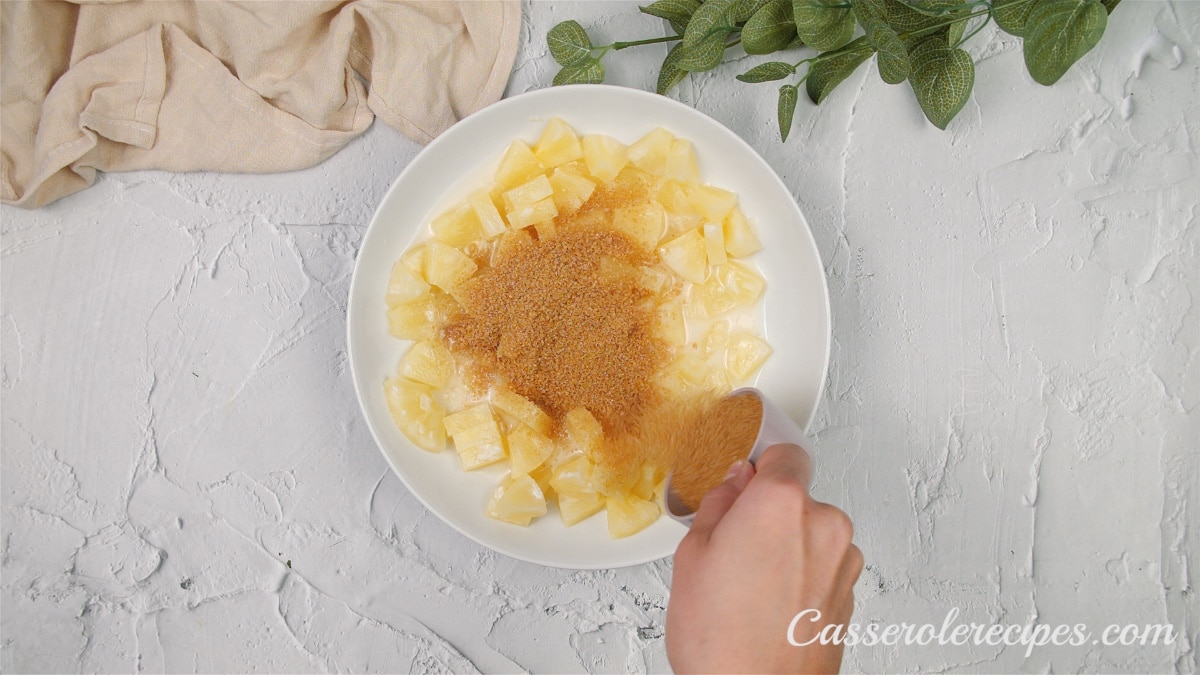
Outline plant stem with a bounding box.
[899,6,992,40]
[952,10,993,49]
[609,34,684,51]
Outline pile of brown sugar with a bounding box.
[665,391,764,511]
[441,226,668,437]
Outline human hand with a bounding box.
[666,443,863,674]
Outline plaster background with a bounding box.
[2,1,1197,672]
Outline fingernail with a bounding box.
[724,460,747,481]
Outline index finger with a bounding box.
[751,442,814,489]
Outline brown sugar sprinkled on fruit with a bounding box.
[442,224,668,437]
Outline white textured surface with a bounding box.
[2,1,1197,672]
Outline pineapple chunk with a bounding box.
[397,340,453,388]
[657,180,691,215]
[627,128,674,176]
[534,219,558,240]
[386,259,431,307]
[658,352,711,398]
[548,168,596,215]
[494,140,544,192]
[611,201,667,252]
[444,404,506,470]
[387,295,438,340]
[703,221,728,266]
[430,203,485,248]
[491,228,533,266]
[655,298,687,345]
[469,191,507,238]
[659,228,708,284]
[486,473,548,526]
[701,320,731,359]
[533,117,584,168]
[607,492,660,538]
[507,197,558,230]
[664,138,700,183]
[384,377,446,453]
[632,464,664,501]
[564,408,604,456]
[492,388,553,435]
[558,490,605,526]
[423,240,478,292]
[400,245,426,277]
[723,207,762,258]
[692,262,766,317]
[581,134,629,183]
[508,426,554,475]
[639,266,676,296]
[727,332,772,382]
[687,184,738,222]
[549,453,599,496]
[503,174,554,213]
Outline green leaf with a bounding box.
[670,18,689,35]
[547,20,594,67]
[993,0,1038,37]
[553,59,606,86]
[743,0,797,55]
[792,0,855,51]
[1023,0,1107,85]
[884,0,954,33]
[737,61,797,82]
[871,24,910,83]
[907,38,974,128]
[778,84,799,141]
[640,0,703,25]
[658,43,689,94]
[805,36,874,103]
[734,0,774,22]
[677,32,729,71]
[683,0,738,48]
[947,19,966,46]
[1101,0,1120,13]
[854,0,888,27]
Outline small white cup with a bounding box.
[663,387,813,526]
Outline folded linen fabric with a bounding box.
[0,0,521,208]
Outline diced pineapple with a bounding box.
[564,408,604,456]
[400,245,426,277]
[397,340,454,388]
[494,140,545,192]
[507,196,558,230]
[430,203,485,248]
[657,181,690,214]
[627,128,674,176]
[659,228,707,284]
[558,490,605,526]
[658,352,711,398]
[702,320,731,359]
[726,332,773,382]
[664,139,700,183]
[687,184,738,222]
[387,295,438,340]
[469,191,507,238]
[704,367,732,393]
[691,262,766,317]
[723,207,762,258]
[423,240,478,292]
[534,219,558,240]
[703,221,728,266]
[444,404,506,470]
[639,266,676,296]
[611,201,667,252]
[384,377,446,453]
[492,388,553,435]
[548,168,596,215]
[632,464,664,502]
[386,259,431,307]
[508,426,554,475]
[549,453,599,496]
[486,473,547,526]
[533,117,584,168]
[503,175,554,213]
[655,298,686,345]
[581,134,629,183]
[607,492,660,538]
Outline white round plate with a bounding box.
[347,85,830,569]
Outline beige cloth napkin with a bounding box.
[0,0,521,208]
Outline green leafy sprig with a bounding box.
[546,0,1118,138]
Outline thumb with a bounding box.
[688,460,754,540]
